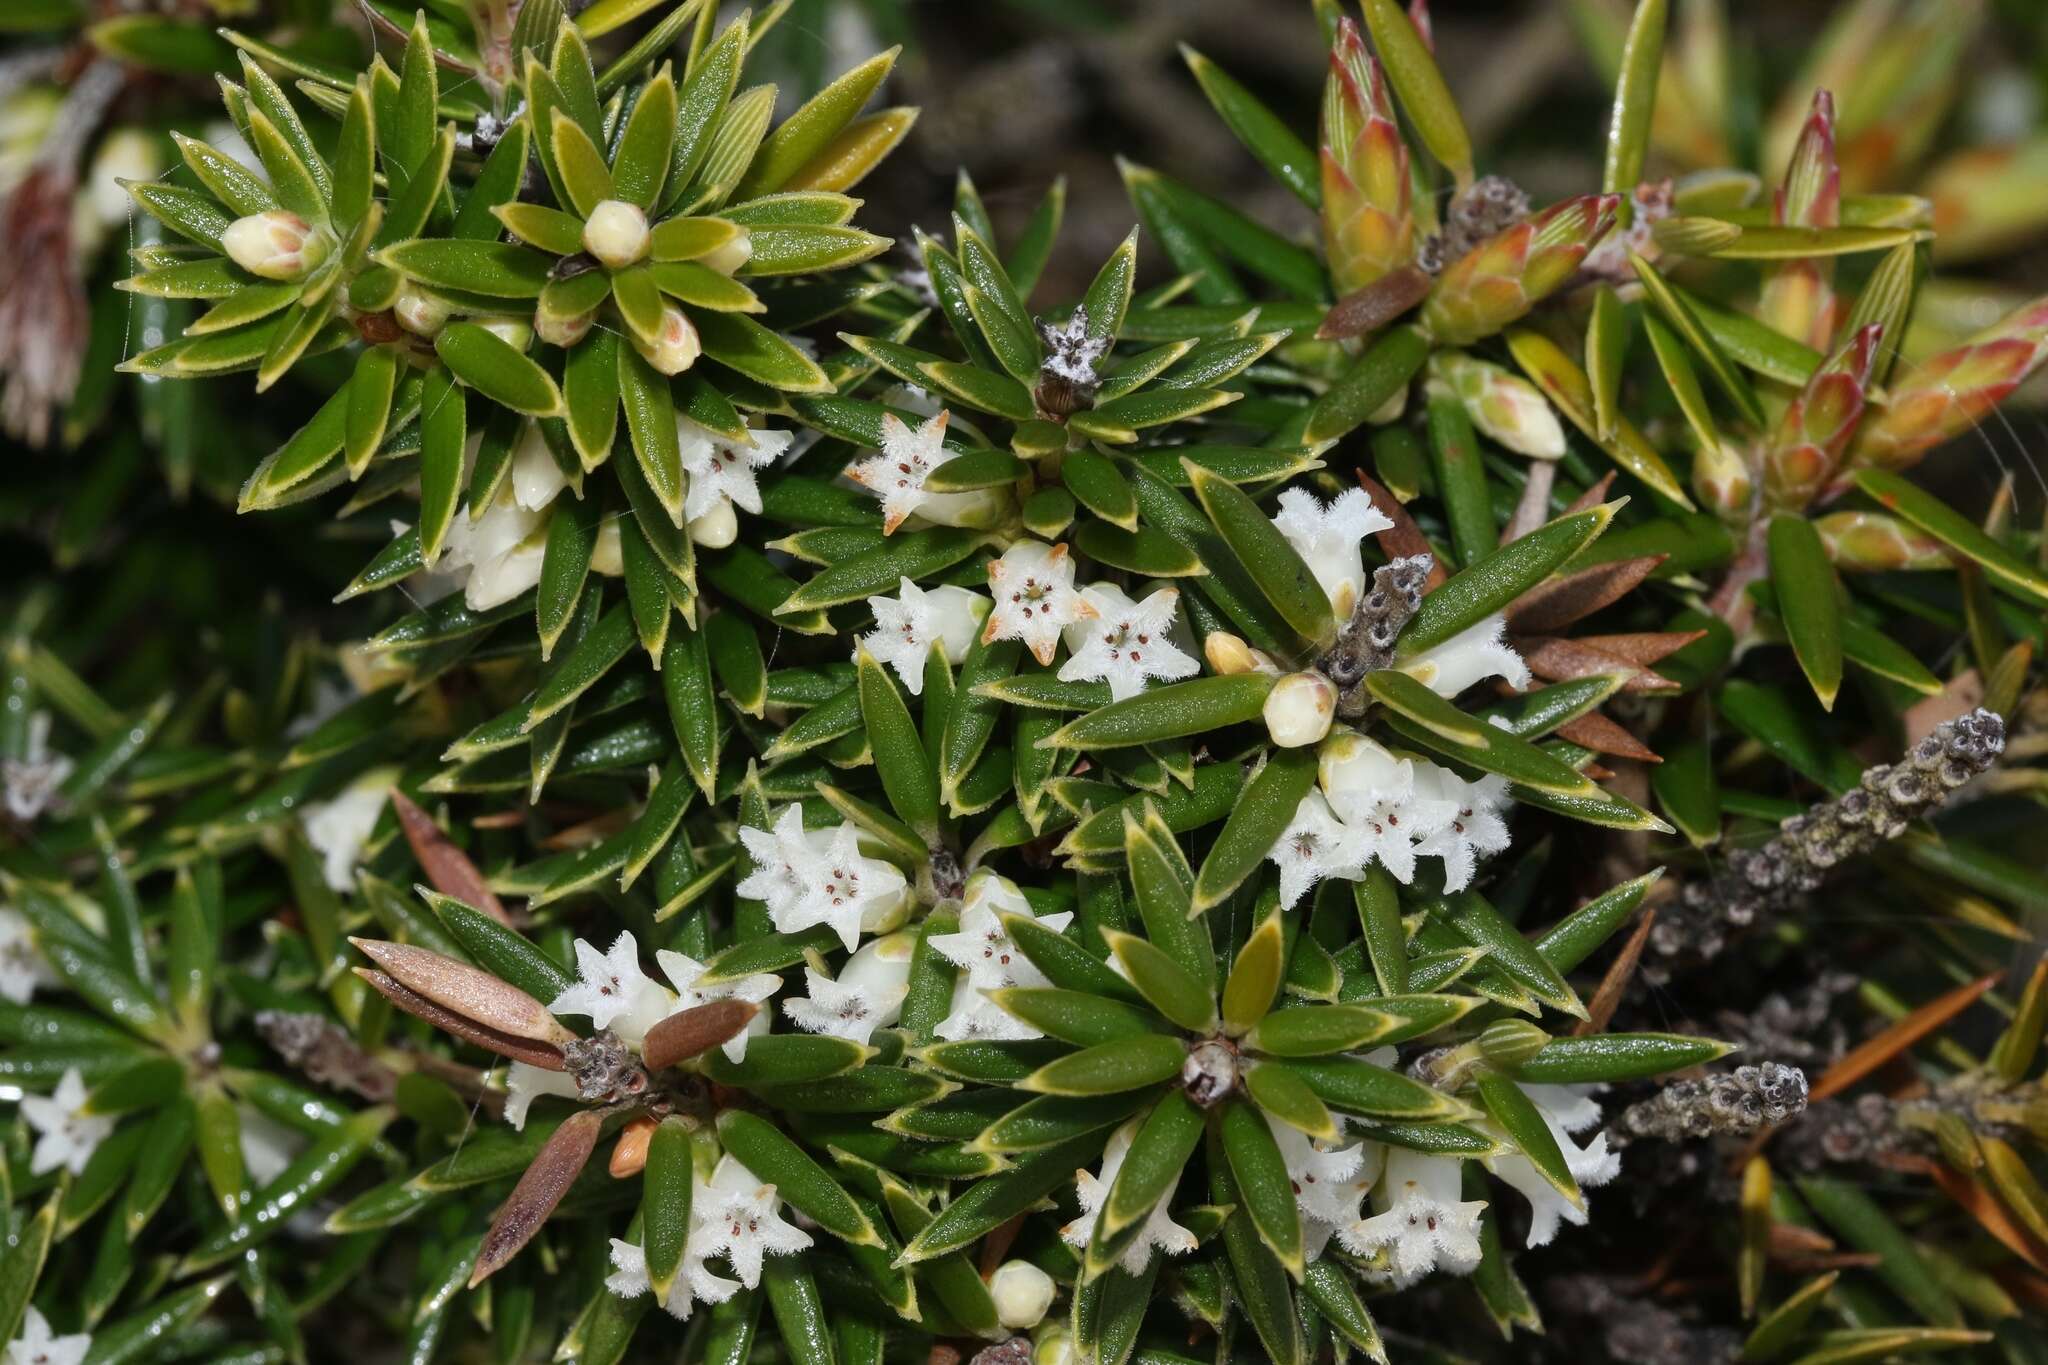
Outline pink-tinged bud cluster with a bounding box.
[1420,194,1620,347]
[1759,91,1840,351]
[1813,510,1952,572]
[1320,19,1413,297]
[222,210,332,282]
[1763,323,1880,511]
[1847,296,2048,474]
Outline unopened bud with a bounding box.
[688,497,737,548]
[394,283,451,337]
[1478,1019,1550,1069]
[1263,671,1336,749]
[1691,440,1753,523]
[535,305,595,348]
[1205,631,1258,675]
[699,229,753,277]
[609,1115,657,1177]
[634,304,701,376]
[478,317,534,351]
[990,1260,1056,1330]
[1429,352,1565,459]
[1033,1325,1079,1365]
[590,519,624,576]
[582,199,650,269]
[223,210,331,281]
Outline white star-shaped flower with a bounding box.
[300,769,397,893]
[857,578,991,696]
[1341,1148,1486,1288]
[1318,734,1460,886]
[764,822,908,954]
[692,1155,814,1288]
[1412,764,1511,892]
[1061,1119,1199,1275]
[847,409,961,534]
[1058,584,1198,702]
[1397,613,1529,698]
[679,417,793,523]
[0,908,55,1006]
[929,870,1072,991]
[2,711,73,823]
[1272,488,1394,620]
[549,932,672,1044]
[782,933,914,1045]
[20,1068,115,1177]
[606,1231,739,1321]
[982,541,1095,667]
[1266,1111,1373,1261]
[736,805,827,922]
[655,950,781,1064]
[935,976,1044,1042]
[1266,788,1367,909]
[502,1061,580,1130]
[1481,1084,1619,1249]
[3,1306,90,1365]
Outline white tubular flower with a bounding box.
[692,1155,814,1289]
[1061,1120,1198,1275]
[983,541,1095,667]
[858,578,991,696]
[735,805,826,922]
[221,209,331,281]
[1266,789,1366,909]
[510,424,570,512]
[678,418,791,523]
[1272,488,1394,619]
[503,1060,580,1130]
[0,907,55,1005]
[1317,733,1457,886]
[846,409,963,534]
[582,199,651,268]
[437,498,549,611]
[1266,1112,1373,1261]
[1398,614,1529,698]
[4,1307,90,1365]
[605,1233,740,1322]
[1411,764,1511,892]
[929,870,1071,990]
[20,1068,115,1177]
[933,975,1040,1042]
[633,304,701,376]
[990,1260,1056,1330]
[1342,1148,1486,1288]
[549,932,673,1044]
[783,932,915,1044]
[655,949,781,1064]
[3,711,73,822]
[1057,584,1196,701]
[688,499,738,549]
[1481,1085,1620,1249]
[300,768,397,894]
[238,1106,305,1188]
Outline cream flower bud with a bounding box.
[699,230,754,276]
[222,210,331,281]
[583,198,651,268]
[393,283,451,337]
[478,317,534,350]
[511,424,569,512]
[534,305,595,348]
[591,519,624,576]
[1204,631,1258,675]
[1033,1326,1079,1365]
[1264,671,1335,748]
[688,498,737,548]
[990,1260,1056,1330]
[634,304,701,376]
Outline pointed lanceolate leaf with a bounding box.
[1767,515,1844,710]
[470,1107,603,1286]
[857,645,940,843]
[1192,746,1317,914]
[1047,674,1274,751]
[1105,929,1216,1033]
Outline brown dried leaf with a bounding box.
[471,1107,605,1286]
[1810,973,1999,1102]
[355,969,566,1070]
[1354,471,1448,590]
[1556,711,1661,763]
[1903,668,1985,747]
[1569,630,1709,668]
[640,999,759,1071]
[1506,556,1666,633]
[1518,637,1667,692]
[1925,1161,2048,1275]
[351,937,571,1045]
[1316,265,1433,340]
[391,790,512,925]
[1766,1222,1836,1256]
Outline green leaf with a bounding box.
[1105,929,1216,1033]
[1439,891,1584,1017]
[1767,515,1843,710]
[898,1132,1104,1263]
[1220,905,1287,1037]
[1062,447,1138,531]
[1852,468,2048,608]
[1122,801,1215,990]
[1629,251,1765,426]
[1505,327,1694,508]
[1303,325,1430,446]
[1206,1120,1304,1364]
[716,1110,882,1247]
[380,239,554,298]
[613,69,677,208]
[735,48,898,198]
[1089,1091,1205,1277]
[1047,674,1273,750]
[990,988,1170,1048]
[779,528,986,615]
[1601,0,1668,206]
[1021,1034,1186,1096]
[436,324,563,417]
[696,311,832,392]
[180,1107,393,1271]
[1191,747,1316,915]
[1219,1097,1303,1277]
[857,645,940,843]
[1270,1055,1470,1120]
[1796,1177,1962,1328]
[1186,463,1333,645]
[1477,1074,1580,1205]
[1182,48,1317,208]
[1514,1032,1732,1084]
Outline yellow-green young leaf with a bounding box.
[1743,1272,1839,1362]
[1601,0,1667,208]
[1090,1091,1205,1277]
[650,214,742,262]
[173,130,276,215]
[1361,0,1472,186]
[1693,224,1926,261]
[1980,1138,2048,1247]
[495,202,586,255]
[1221,908,1286,1037]
[734,47,898,199]
[1629,251,1765,425]
[1990,960,2048,1084]
[1397,504,1618,656]
[739,223,890,276]
[1206,1122,1305,1365]
[1020,1034,1187,1096]
[1243,1061,1338,1139]
[344,344,400,477]
[1767,515,1844,710]
[246,108,324,224]
[781,107,917,193]
[1504,327,1694,507]
[1081,228,1140,345]
[991,987,1170,1049]
[856,646,939,842]
[380,239,554,298]
[1182,47,1318,209]
[1476,1075,1580,1205]
[1248,1000,1431,1056]
[1186,463,1332,645]
[435,324,563,418]
[1047,674,1274,751]
[717,1110,881,1248]
[1191,748,1316,914]
[1105,930,1216,1033]
[1585,284,1630,440]
[1302,324,1429,445]
[1219,1098,1304,1277]
[613,69,677,209]
[1641,311,1724,458]
[1122,801,1214,989]
[1852,468,2048,608]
